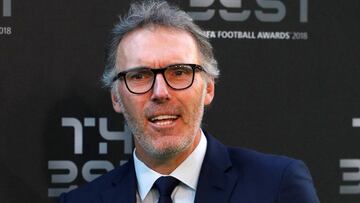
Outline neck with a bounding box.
[135,130,201,175]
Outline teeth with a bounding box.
[155,120,173,126]
[150,115,178,122]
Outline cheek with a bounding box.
[180,82,205,112]
[190,78,206,99]
[120,92,147,115]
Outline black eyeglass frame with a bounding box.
[112,63,204,94]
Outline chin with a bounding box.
[147,136,193,159]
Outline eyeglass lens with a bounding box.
[124,64,195,94]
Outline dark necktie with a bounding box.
[154,176,180,203]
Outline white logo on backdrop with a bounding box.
[2,0,11,17]
[339,118,360,194]
[187,0,309,40]
[1,0,12,35]
[48,117,132,197]
[187,0,308,22]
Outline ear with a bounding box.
[204,79,215,106]
[111,91,122,113]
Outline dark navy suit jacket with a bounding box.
[59,132,320,203]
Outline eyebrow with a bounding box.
[118,66,151,74]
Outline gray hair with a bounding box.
[101,0,219,91]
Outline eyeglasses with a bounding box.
[112,64,204,94]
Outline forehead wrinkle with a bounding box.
[116,26,201,71]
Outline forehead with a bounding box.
[116,25,200,70]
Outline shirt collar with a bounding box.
[133,130,207,201]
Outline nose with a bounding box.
[150,73,171,102]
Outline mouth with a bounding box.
[148,114,180,127]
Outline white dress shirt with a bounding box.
[134,131,207,203]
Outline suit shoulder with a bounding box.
[225,148,319,202]
[227,147,299,175]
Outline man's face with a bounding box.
[111,26,214,160]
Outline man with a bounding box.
[59,1,320,202]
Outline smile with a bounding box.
[149,115,179,126]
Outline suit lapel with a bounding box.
[99,132,238,203]
[101,158,137,203]
[194,132,239,203]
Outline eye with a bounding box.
[131,73,145,80]
[169,66,192,77]
[127,70,152,81]
[174,69,186,76]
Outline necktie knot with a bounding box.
[154,176,179,203]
